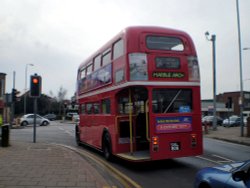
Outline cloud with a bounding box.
[0,0,250,99]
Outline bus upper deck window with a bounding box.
[146,36,184,51]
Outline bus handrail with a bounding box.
[129,89,133,155]
[145,100,150,141]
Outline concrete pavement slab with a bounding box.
[203,126,250,146]
[0,141,123,188]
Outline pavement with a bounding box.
[0,125,250,188]
[203,125,250,146]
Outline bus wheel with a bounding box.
[103,133,113,161]
[75,126,81,146]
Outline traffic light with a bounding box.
[30,74,42,97]
[12,88,19,102]
[228,97,232,108]
[225,97,232,108]
[225,102,229,108]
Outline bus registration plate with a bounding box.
[170,142,180,151]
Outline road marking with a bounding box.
[65,130,74,136]
[56,126,74,137]
[196,155,222,164]
[196,154,234,164]
[212,154,234,163]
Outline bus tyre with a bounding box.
[75,126,81,146]
[103,133,113,161]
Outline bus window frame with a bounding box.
[86,63,93,76]
[146,35,185,51]
[94,54,101,71]
[86,103,93,114]
[113,39,124,60]
[102,48,111,67]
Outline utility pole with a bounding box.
[10,71,16,128]
[205,32,217,130]
[236,0,244,136]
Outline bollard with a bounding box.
[1,124,10,147]
[247,117,250,137]
[204,122,208,134]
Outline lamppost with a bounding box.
[235,0,244,136]
[243,48,250,91]
[205,31,217,130]
[24,63,34,115]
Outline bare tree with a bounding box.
[57,86,67,116]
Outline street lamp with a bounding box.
[235,0,244,136]
[243,48,250,91]
[205,31,217,130]
[24,63,34,115]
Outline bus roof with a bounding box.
[78,26,193,69]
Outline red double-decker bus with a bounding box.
[76,26,203,161]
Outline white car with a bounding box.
[20,114,50,126]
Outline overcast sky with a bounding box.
[0,0,250,99]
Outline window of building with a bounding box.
[113,39,124,60]
[0,80,3,97]
[244,93,250,99]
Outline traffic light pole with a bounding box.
[10,71,16,128]
[33,98,37,143]
[30,73,42,143]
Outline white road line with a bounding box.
[196,154,235,165]
[65,130,74,136]
[196,156,222,164]
[212,154,234,162]
[57,126,74,137]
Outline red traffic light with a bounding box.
[32,78,39,84]
[30,74,42,97]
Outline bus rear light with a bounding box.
[190,134,197,147]
[128,53,148,81]
[152,136,159,152]
[188,56,200,82]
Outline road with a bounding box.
[10,121,250,188]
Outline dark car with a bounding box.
[194,160,250,188]
[223,116,241,127]
[202,116,223,126]
[43,114,57,121]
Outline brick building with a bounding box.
[0,73,6,116]
[217,91,250,115]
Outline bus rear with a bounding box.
[115,27,202,161]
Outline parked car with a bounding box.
[202,116,223,126]
[20,114,50,126]
[194,160,250,188]
[223,116,241,127]
[72,114,79,123]
[66,112,78,120]
[43,113,57,121]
